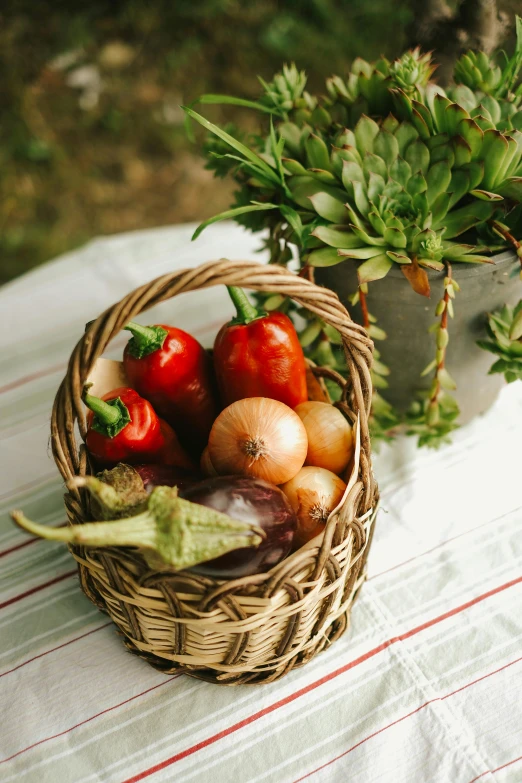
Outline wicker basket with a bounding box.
[51,259,378,685]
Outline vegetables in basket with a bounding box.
[84,386,194,470]
[85,462,198,520]
[134,463,198,493]
[11,480,265,572]
[213,286,308,409]
[123,321,218,453]
[11,472,297,576]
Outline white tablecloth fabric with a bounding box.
[0,223,521,783]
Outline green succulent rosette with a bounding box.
[391,85,522,201]
[285,115,495,292]
[454,50,503,95]
[390,48,435,96]
[259,63,311,114]
[448,19,522,132]
[326,48,435,125]
[477,301,522,383]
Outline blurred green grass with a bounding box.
[0,0,414,284]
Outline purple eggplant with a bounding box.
[12,472,295,576]
[181,475,297,578]
[134,463,198,493]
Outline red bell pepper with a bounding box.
[84,386,194,469]
[213,287,308,408]
[122,322,218,454]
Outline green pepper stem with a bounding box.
[83,392,121,426]
[124,322,168,358]
[125,321,158,345]
[227,286,264,325]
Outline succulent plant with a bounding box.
[477,301,522,383]
[454,51,503,95]
[393,17,522,138]
[391,87,522,202]
[452,18,522,110]
[405,391,460,448]
[283,115,496,295]
[325,49,436,127]
[259,63,311,115]
[326,57,394,123]
[390,48,436,96]
[186,26,522,448]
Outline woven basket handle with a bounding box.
[51,259,374,500]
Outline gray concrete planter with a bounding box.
[317,251,520,424]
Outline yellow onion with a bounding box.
[281,466,346,547]
[200,446,218,477]
[208,397,307,485]
[295,401,353,475]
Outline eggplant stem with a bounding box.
[11,510,156,549]
[11,485,266,571]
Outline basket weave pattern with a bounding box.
[51,259,378,684]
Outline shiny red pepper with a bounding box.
[213,287,308,408]
[122,322,218,454]
[84,386,194,469]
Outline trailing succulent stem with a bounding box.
[427,266,458,414]
[297,282,400,444]
[406,266,461,447]
[488,219,522,277]
[358,285,370,330]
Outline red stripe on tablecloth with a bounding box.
[121,575,522,783]
[0,622,112,679]
[294,703,430,783]
[468,754,522,783]
[0,363,66,396]
[398,576,522,641]
[368,507,519,581]
[0,523,67,559]
[0,472,58,502]
[440,657,522,701]
[0,677,177,764]
[0,318,225,398]
[0,569,77,611]
[293,656,522,781]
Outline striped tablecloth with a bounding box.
[1,223,521,783]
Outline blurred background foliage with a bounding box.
[0,0,517,284]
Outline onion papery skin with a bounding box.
[294,402,353,475]
[208,397,308,485]
[281,467,346,548]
